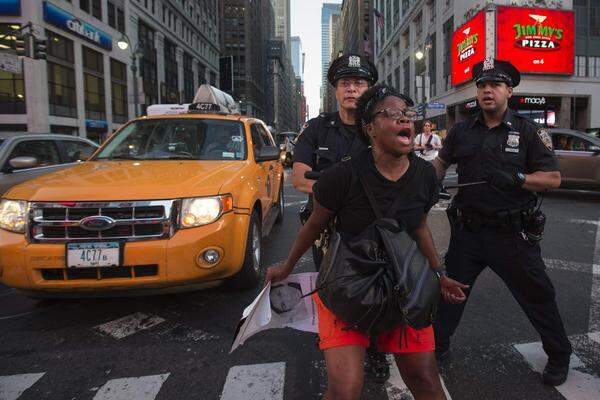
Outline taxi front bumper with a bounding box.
[0,212,250,296]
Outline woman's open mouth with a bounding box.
[395,128,412,145]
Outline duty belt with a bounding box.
[453,208,533,232]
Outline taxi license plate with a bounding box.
[67,242,120,268]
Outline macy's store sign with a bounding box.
[43,1,112,51]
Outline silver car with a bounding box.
[549,128,600,191]
[0,134,98,195]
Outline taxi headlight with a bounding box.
[0,199,29,233]
[179,195,233,228]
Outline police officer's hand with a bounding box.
[264,262,293,286]
[487,170,524,191]
[440,276,469,304]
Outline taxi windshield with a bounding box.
[94,119,247,161]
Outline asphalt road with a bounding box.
[1,169,599,400]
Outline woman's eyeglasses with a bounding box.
[372,107,418,122]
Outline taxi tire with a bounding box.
[275,180,284,224]
[228,210,262,289]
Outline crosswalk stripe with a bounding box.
[0,373,45,400]
[589,332,600,345]
[590,222,600,332]
[220,362,285,400]
[93,312,165,340]
[514,341,600,400]
[92,374,170,400]
[385,355,452,400]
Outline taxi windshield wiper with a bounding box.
[95,155,142,160]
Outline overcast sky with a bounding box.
[291,0,342,119]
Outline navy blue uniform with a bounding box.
[434,109,572,364]
[294,112,368,173]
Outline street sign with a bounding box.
[0,52,22,74]
[426,101,446,110]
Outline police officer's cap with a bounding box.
[472,58,521,88]
[327,54,378,86]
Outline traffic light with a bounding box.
[14,32,28,57]
[33,37,47,60]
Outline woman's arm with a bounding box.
[410,214,468,303]
[265,198,334,283]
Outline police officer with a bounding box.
[292,53,378,268]
[432,58,572,386]
[291,54,391,383]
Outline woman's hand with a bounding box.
[264,263,293,286]
[440,276,469,304]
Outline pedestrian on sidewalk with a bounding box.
[431,58,572,387]
[266,84,468,400]
[414,120,442,162]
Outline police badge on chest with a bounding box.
[504,131,520,153]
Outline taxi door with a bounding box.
[256,124,281,206]
[249,124,273,218]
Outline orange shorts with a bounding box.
[314,294,435,354]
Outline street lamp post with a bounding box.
[415,35,433,121]
[117,33,144,118]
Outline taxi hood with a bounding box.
[4,161,246,201]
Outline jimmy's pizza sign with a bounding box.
[451,10,486,86]
[496,6,574,74]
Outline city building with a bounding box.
[374,0,600,133]
[322,10,341,113]
[290,35,302,79]
[220,0,273,120]
[320,2,341,112]
[339,0,374,60]
[270,0,290,58]
[0,0,220,142]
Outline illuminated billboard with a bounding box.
[451,10,486,86]
[496,6,574,75]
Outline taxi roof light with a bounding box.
[145,85,240,117]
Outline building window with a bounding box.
[443,17,453,91]
[394,66,400,92]
[393,0,400,27]
[183,53,194,102]
[429,33,437,97]
[0,24,25,114]
[591,1,600,37]
[110,58,128,123]
[47,30,77,118]
[430,0,436,23]
[403,57,410,96]
[591,56,600,78]
[415,13,423,37]
[163,39,179,103]
[81,0,102,20]
[210,72,217,86]
[138,21,158,112]
[82,46,106,121]
[402,0,410,15]
[108,2,126,33]
[198,63,206,86]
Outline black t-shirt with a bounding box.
[313,150,439,236]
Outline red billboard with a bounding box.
[496,6,574,75]
[451,10,486,87]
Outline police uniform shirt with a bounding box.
[439,108,558,214]
[313,150,439,236]
[294,112,368,172]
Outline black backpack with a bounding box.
[314,157,440,335]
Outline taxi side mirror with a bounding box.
[255,146,280,162]
[7,156,39,171]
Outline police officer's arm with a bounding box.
[291,121,319,194]
[522,128,562,192]
[291,162,315,194]
[432,127,457,181]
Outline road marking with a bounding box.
[514,342,600,400]
[284,201,305,208]
[0,373,45,400]
[93,312,165,340]
[220,362,285,400]
[588,332,600,345]
[568,219,600,226]
[385,355,452,400]
[92,374,170,400]
[544,258,597,275]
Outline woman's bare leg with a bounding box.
[394,352,446,400]
[322,345,366,400]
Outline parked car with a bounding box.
[549,128,600,191]
[0,85,284,297]
[0,134,98,195]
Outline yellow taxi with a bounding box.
[0,85,284,297]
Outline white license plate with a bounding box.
[67,242,120,268]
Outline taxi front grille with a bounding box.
[29,200,177,242]
[41,265,159,280]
